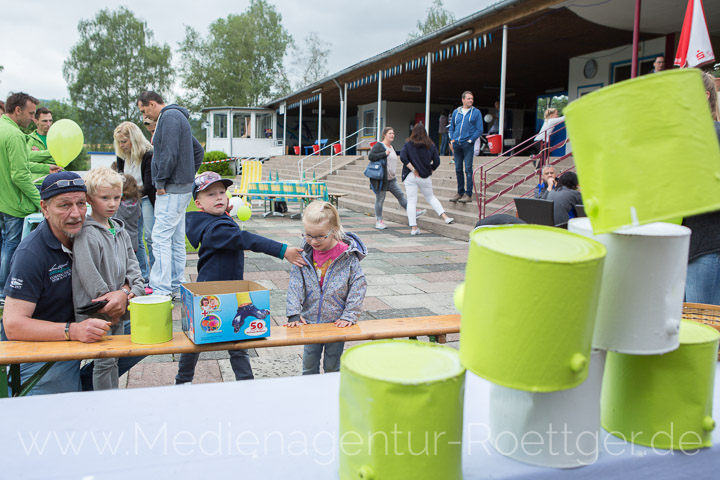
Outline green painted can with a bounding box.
[602,320,719,450]
[459,225,606,392]
[563,69,720,234]
[339,340,465,480]
[128,295,173,344]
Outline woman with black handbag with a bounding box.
[367,127,424,229]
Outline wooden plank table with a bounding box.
[327,192,348,209]
[0,315,460,397]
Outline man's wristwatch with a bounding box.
[121,287,131,296]
[64,322,71,341]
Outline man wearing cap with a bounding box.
[1,172,130,395]
[0,93,42,307]
[137,91,203,299]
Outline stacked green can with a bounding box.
[457,225,607,467]
[339,340,465,480]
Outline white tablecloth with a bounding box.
[1,366,718,479]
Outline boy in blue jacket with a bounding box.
[175,172,305,384]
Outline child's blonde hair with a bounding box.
[84,167,124,196]
[303,201,344,241]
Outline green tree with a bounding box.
[291,32,331,90]
[408,0,456,41]
[63,7,173,144]
[178,0,292,109]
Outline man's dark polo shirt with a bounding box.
[3,220,74,324]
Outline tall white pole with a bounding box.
[425,52,431,134]
[499,24,508,152]
[282,103,287,155]
[343,83,348,153]
[299,102,303,154]
[318,93,322,154]
[376,70,382,142]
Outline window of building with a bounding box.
[255,113,273,139]
[213,113,227,138]
[233,113,251,138]
[363,110,375,132]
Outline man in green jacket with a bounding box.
[26,107,59,181]
[0,92,42,306]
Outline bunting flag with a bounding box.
[345,31,495,91]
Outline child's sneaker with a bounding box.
[411,229,421,236]
[445,217,455,224]
[416,209,427,218]
[375,220,387,230]
[144,286,153,295]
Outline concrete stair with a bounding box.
[256,154,575,241]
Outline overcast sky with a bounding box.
[1,0,494,103]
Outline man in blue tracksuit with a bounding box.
[448,91,484,203]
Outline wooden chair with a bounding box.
[237,160,263,204]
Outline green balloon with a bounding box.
[47,119,84,168]
[237,205,252,221]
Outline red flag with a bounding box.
[674,0,715,68]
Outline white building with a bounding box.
[202,106,284,159]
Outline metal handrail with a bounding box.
[472,125,570,219]
[490,157,576,217]
[297,126,376,179]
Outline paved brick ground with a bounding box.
[119,206,467,389]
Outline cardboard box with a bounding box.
[180,280,271,345]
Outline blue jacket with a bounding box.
[448,106,484,144]
[152,105,204,193]
[186,211,287,282]
[286,232,367,325]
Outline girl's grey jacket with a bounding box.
[286,232,367,325]
[71,216,145,323]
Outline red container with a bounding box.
[487,134,502,154]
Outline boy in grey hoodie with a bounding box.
[72,167,145,390]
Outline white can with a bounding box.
[569,218,690,354]
[489,349,606,468]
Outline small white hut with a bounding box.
[202,106,284,159]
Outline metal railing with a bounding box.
[472,126,572,219]
[297,127,377,179]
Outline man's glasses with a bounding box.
[41,178,85,192]
[302,230,334,242]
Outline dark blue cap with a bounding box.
[40,171,87,201]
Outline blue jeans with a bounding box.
[135,208,149,283]
[453,141,475,196]
[303,341,345,375]
[374,178,407,220]
[439,133,449,156]
[142,196,155,268]
[176,350,254,383]
[150,192,191,295]
[685,252,720,305]
[79,319,147,391]
[0,212,24,299]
